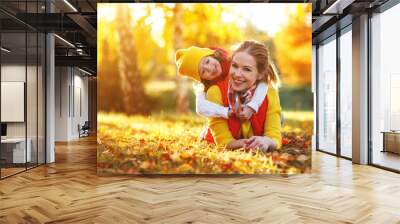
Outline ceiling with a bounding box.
[0,0,394,75]
[1,0,97,74]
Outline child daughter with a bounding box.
[175,46,268,122]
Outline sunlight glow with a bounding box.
[232,3,300,37]
[145,6,166,48]
[98,4,116,22]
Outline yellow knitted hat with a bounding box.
[175,46,215,82]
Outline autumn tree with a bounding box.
[115,5,150,115]
[274,4,312,87]
[158,3,244,113]
[98,38,124,112]
[173,4,189,114]
[98,3,244,114]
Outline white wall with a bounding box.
[72,72,89,138]
[1,65,26,81]
[55,67,89,141]
[1,64,32,138]
[1,65,27,138]
[55,67,70,141]
[1,64,45,164]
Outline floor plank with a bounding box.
[0,136,399,223]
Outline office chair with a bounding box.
[79,121,90,138]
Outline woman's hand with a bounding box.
[226,139,247,150]
[238,105,255,120]
[244,136,277,152]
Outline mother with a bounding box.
[206,40,282,151]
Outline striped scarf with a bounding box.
[227,81,257,115]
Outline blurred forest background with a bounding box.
[97,3,313,174]
[98,3,312,115]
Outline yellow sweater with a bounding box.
[206,84,282,149]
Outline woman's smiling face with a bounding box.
[198,56,222,81]
[229,51,259,92]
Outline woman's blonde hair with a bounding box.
[233,40,280,88]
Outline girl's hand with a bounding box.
[238,106,255,120]
[244,136,277,152]
[242,91,252,103]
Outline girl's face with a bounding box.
[198,56,222,81]
[229,51,259,92]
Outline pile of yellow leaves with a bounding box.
[97,112,312,175]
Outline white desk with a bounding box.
[1,138,31,163]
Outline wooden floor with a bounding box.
[1,167,26,178]
[1,136,400,223]
[1,164,45,178]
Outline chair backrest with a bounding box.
[82,121,90,129]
